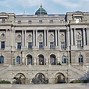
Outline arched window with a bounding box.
[0,56,4,64]
[79,55,83,64]
[16,56,21,64]
[27,55,33,65]
[38,54,45,65]
[50,54,56,65]
[62,55,67,64]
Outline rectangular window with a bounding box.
[39,20,42,23]
[18,21,21,24]
[17,42,21,49]
[50,42,55,49]
[28,42,32,49]
[28,20,32,24]
[2,19,5,23]
[50,20,53,23]
[1,41,5,49]
[39,42,44,49]
[61,42,65,49]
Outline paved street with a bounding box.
[0,84,89,89]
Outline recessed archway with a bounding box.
[50,54,56,65]
[13,73,26,84]
[32,73,48,84]
[27,54,33,65]
[38,54,45,65]
[55,73,66,83]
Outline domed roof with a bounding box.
[35,5,47,15]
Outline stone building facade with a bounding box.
[0,6,89,84]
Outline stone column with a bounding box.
[67,27,70,50]
[55,30,58,47]
[21,51,25,65]
[36,30,38,48]
[5,28,12,51]
[44,30,46,47]
[74,28,77,46]
[33,30,35,47]
[58,30,60,49]
[47,30,49,49]
[83,28,86,46]
[71,28,73,46]
[45,57,48,65]
[48,58,51,66]
[22,30,24,48]
[66,26,70,65]
[25,30,26,48]
[11,27,15,49]
[6,29,9,48]
[34,57,37,65]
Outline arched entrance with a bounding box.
[32,73,48,84]
[27,54,33,65]
[13,73,26,84]
[38,54,45,65]
[50,54,56,65]
[55,73,66,83]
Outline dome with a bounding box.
[35,5,47,15]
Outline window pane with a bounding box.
[62,56,67,64]
[0,56,4,64]
[28,42,32,48]
[16,56,21,64]
[1,41,5,49]
[61,42,65,49]
[17,42,21,49]
[79,55,83,64]
[50,42,55,49]
[39,42,44,49]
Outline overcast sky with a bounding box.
[0,0,89,15]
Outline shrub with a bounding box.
[0,80,11,84]
[70,79,89,83]
[70,80,83,83]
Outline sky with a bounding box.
[0,0,89,15]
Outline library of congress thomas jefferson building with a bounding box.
[0,5,89,84]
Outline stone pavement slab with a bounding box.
[0,84,89,89]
